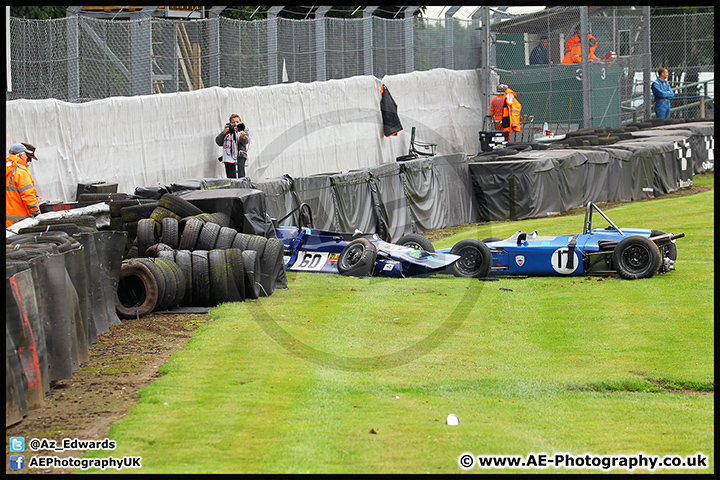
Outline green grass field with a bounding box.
[86,174,714,474]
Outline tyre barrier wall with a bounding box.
[6,230,126,427]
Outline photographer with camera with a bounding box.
[215,113,250,178]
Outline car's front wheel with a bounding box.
[613,235,661,280]
[450,239,492,278]
[396,233,434,252]
[338,238,377,277]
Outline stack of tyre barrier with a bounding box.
[6,229,127,426]
[114,193,286,318]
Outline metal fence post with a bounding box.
[642,6,652,121]
[581,7,591,128]
[405,6,417,73]
[363,7,377,76]
[66,12,80,102]
[316,6,330,82]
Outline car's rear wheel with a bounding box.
[396,233,434,252]
[613,235,661,280]
[338,238,377,277]
[450,239,492,278]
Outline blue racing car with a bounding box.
[277,202,683,280]
[433,201,684,280]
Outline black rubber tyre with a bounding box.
[158,193,203,218]
[77,192,129,202]
[232,233,251,251]
[18,223,82,235]
[133,258,174,311]
[123,221,139,236]
[191,250,211,306]
[208,212,231,227]
[613,235,661,280]
[155,256,185,308]
[37,215,97,228]
[144,242,174,258]
[259,238,285,297]
[651,230,678,261]
[225,248,246,302]
[242,250,261,300]
[137,218,159,256]
[160,217,180,249]
[449,239,492,278]
[396,233,434,252]
[116,261,159,319]
[150,206,182,223]
[337,238,377,277]
[197,222,221,250]
[214,226,238,250]
[121,202,158,222]
[110,198,156,217]
[179,217,204,251]
[481,236,503,244]
[245,235,268,257]
[208,249,230,306]
[174,250,194,307]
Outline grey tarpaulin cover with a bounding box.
[368,162,412,242]
[330,169,381,235]
[252,175,297,227]
[292,174,342,232]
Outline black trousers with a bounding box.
[224,161,246,179]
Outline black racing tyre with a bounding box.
[337,238,377,277]
[191,250,211,306]
[259,238,285,297]
[157,249,175,261]
[396,233,435,252]
[133,258,173,311]
[225,248,246,302]
[123,221,139,236]
[650,230,678,261]
[195,213,215,223]
[613,235,661,280]
[245,235,268,257]
[108,217,125,231]
[209,249,230,306]
[481,236,503,244]
[242,250,261,300]
[150,206,182,223]
[18,223,82,235]
[9,232,80,253]
[160,217,180,249]
[179,217,204,251]
[449,238,492,278]
[232,233,251,251]
[110,198,156,217]
[155,256,185,308]
[158,193,203,218]
[214,226,238,250]
[197,221,222,250]
[125,245,139,259]
[116,261,159,319]
[37,215,97,228]
[121,202,158,222]
[208,212,231,227]
[137,218,159,256]
[77,192,129,202]
[6,260,31,276]
[144,242,174,258]
[174,250,194,307]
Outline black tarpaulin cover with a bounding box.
[330,170,379,235]
[367,162,412,242]
[380,84,403,137]
[176,188,274,237]
[252,175,297,226]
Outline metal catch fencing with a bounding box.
[7,7,714,130]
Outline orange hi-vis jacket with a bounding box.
[500,87,522,133]
[562,35,600,64]
[6,153,41,227]
[490,94,506,129]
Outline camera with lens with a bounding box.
[226,122,245,134]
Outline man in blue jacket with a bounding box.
[651,67,674,118]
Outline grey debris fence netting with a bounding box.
[7,7,714,126]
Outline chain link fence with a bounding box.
[7,7,714,129]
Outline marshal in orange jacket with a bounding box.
[6,153,41,227]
